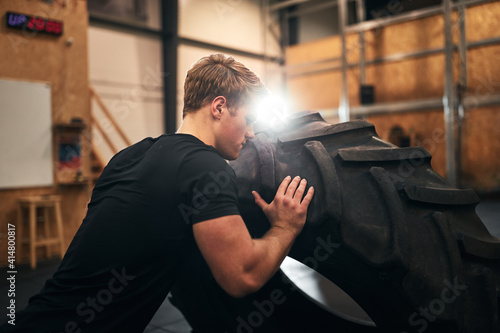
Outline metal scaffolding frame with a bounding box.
[88,0,500,186]
[282,0,500,186]
[338,0,349,122]
[443,0,457,186]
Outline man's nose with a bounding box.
[245,125,255,139]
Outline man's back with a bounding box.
[2,134,239,332]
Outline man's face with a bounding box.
[214,104,256,160]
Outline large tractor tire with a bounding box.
[170,111,500,333]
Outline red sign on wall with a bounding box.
[6,12,63,36]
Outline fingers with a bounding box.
[276,175,292,196]
[275,175,315,206]
[252,191,268,210]
[289,178,314,207]
[301,186,315,206]
[293,178,307,200]
[285,176,301,197]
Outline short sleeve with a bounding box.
[177,149,240,225]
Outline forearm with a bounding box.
[243,225,299,292]
[242,176,312,292]
[194,172,313,298]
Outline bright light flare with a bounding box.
[253,94,290,132]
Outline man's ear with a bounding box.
[211,96,226,120]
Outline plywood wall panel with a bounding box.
[466,45,500,99]
[466,1,500,43]
[288,53,448,112]
[362,14,444,61]
[366,110,447,178]
[288,71,342,111]
[364,54,446,103]
[286,35,341,65]
[285,2,499,192]
[0,0,91,266]
[461,106,500,191]
[1,2,90,125]
[345,32,361,65]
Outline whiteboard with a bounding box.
[0,78,53,189]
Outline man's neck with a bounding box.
[176,109,216,147]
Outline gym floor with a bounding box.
[1,199,499,332]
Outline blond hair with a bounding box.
[182,54,266,118]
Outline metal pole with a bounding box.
[281,9,290,52]
[281,9,291,94]
[162,0,178,134]
[456,0,467,187]
[443,0,458,187]
[262,0,270,84]
[338,0,350,122]
[357,0,366,85]
[458,7,467,90]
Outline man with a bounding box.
[2,54,313,332]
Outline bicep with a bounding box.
[192,215,256,294]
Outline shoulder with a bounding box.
[171,135,236,191]
[179,150,236,188]
[171,135,233,175]
[146,134,226,168]
[175,138,239,225]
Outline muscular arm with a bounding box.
[193,176,314,298]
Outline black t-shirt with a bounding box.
[2,134,240,332]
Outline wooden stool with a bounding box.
[17,195,66,269]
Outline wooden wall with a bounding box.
[286,1,500,192]
[0,0,90,266]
